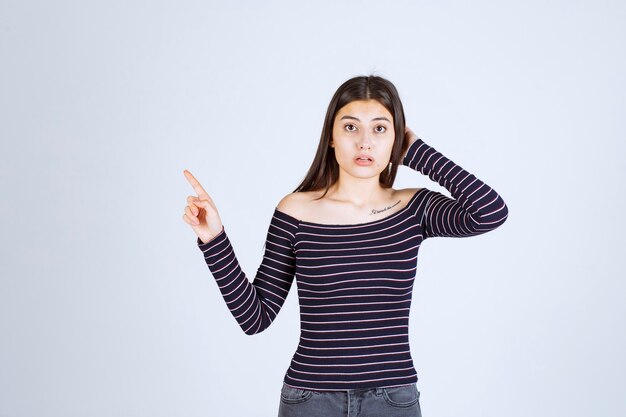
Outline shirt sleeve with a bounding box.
[402,137,509,239]
[196,210,298,335]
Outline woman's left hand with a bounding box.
[403,127,419,157]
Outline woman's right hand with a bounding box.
[182,169,224,244]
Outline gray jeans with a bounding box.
[277,382,422,417]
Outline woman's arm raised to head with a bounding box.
[402,129,509,239]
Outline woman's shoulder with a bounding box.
[276,191,321,220]
[395,187,423,199]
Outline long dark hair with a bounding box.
[293,75,408,197]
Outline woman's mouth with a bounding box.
[355,155,374,166]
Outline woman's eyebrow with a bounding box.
[339,115,391,122]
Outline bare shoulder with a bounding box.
[394,187,423,200]
[276,191,320,219]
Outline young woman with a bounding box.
[182,76,508,417]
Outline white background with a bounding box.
[1,1,624,416]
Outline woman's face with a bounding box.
[331,99,395,182]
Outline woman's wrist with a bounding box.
[198,225,225,246]
[402,137,425,165]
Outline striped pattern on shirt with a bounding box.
[197,138,508,391]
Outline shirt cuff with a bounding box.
[402,138,426,166]
[196,225,226,250]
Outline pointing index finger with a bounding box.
[183,169,209,197]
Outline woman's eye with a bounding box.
[344,124,357,132]
[375,125,387,133]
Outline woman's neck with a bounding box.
[325,178,392,208]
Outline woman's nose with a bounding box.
[358,133,372,149]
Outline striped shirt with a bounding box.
[197,138,509,391]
